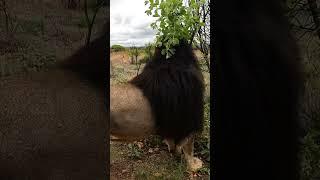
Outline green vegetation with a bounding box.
[145,0,205,58]
[134,159,186,180]
[111,44,126,52]
[141,42,155,63]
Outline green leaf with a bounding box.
[161,49,166,55]
[168,48,175,55]
[153,9,160,17]
[172,38,179,45]
[145,0,206,58]
[145,9,152,15]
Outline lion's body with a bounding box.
[110,84,155,140]
[0,69,107,179]
[110,41,205,171]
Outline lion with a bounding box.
[110,41,205,171]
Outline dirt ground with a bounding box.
[110,50,211,180]
[111,51,131,64]
[110,140,209,180]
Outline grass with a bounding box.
[134,159,187,180]
[111,141,190,180]
[0,0,106,77]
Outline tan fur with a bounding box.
[0,69,107,179]
[110,84,203,171]
[110,84,155,140]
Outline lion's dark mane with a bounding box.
[57,23,108,91]
[129,41,204,144]
[213,0,303,179]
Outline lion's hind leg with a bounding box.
[179,134,203,172]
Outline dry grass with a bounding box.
[0,0,107,76]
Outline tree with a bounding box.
[194,0,210,72]
[286,0,320,80]
[0,0,9,34]
[129,45,139,64]
[286,0,320,40]
[145,0,205,58]
[128,45,141,75]
[143,42,154,62]
[307,0,320,40]
[83,0,105,47]
[111,44,125,52]
[0,0,19,38]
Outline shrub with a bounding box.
[145,0,205,58]
[143,42,154,62]
[111,44,125,52]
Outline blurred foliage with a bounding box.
[111,44,126,52]
[143,42,155,62]
[286,0,320,179]
[300,85,320,180]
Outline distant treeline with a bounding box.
[111,44,204,52]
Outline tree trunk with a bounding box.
[84,0,103,47]
[0,0,9,35]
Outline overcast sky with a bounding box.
[110,0,157,47]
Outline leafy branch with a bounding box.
[145,0,205,58]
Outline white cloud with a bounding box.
[110,0,157,47]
